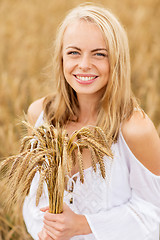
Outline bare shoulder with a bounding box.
[121,111,160,175]
[27,97,45,126]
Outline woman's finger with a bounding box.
[44,212,61,222]
[38,232,42,240]
[40,206,49,212]
[44,222,60,233]
[38,228,53,240]
[43,219,63,231]
[45,227,58,240]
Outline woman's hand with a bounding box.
[40,203,91,240]
[38,228,53,240]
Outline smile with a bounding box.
[75,75,97,81]
[74,75,98,84]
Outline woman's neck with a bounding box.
[77,94,99,125]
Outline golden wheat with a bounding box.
[0,122,112,216]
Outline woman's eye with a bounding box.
[67,51,80,55]
[95,53,107,57]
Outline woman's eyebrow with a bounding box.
[66,46,81,51]
[66,46,108,52]
[91,48,108,52]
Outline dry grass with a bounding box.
[0,0,159,239]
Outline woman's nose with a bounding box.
[78,54,91,71]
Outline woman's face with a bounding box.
[62,20,110,98]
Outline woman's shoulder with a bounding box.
[121,110,160,175]
[121,110,156,138]
[27,97,45,126]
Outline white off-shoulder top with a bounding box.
[23,111,160,240]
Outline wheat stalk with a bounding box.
[0,122,113,214]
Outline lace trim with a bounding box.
[65,157,113,208]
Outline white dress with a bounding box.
[23,111,160,240]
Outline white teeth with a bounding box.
[76,76,96,81]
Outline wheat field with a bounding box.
[0,0,159,239]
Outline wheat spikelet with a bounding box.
[7,151,30,178]
[94,150,106,179]
[75,128,95,140]
[89,146,97,173]
[22,122,46,148]
[0,151,28,173]
[67,153,73,173]
[77,146,84,183]
[36,168,48,206]
[21,153,45,182]
[68,141,78,155]
[19,136,34,153]
[48,125,56,161]
[83,137,112,157]
[25,141,32,151]
[63,136,71,173]
[8,157,21,179]
[93,126,112,147]
[23,153,46,175]
[45,130,52,149]
[71,150,76,166]
[14,151,35,185]
[32,139,39,150]
[35,128,48,146]
[21,168,38,195]
[0,156,16,172]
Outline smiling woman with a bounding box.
[22,3,160,240]
[62,20,110,96]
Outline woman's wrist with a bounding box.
[75,214,92,236]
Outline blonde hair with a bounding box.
[44,3,139,141]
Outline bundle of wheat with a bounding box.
[0,122,113,214]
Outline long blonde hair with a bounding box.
[44,3,139,141]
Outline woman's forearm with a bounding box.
[75,214,92,236]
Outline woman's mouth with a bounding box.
[74,74,98,84]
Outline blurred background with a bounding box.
[0,0,159,239]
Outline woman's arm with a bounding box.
[121,111,160,176]
[27,98,45,127]
[23,172,49,240]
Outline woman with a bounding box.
[23,3,160,240]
